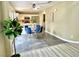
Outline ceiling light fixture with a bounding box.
[32,3,36,8]
[32,1,52,10]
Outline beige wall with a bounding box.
[0,1,16,56]
[0,2,6,57]
[39,12,43,26]
[39,2,79,42]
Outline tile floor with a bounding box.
[15,32,66,53]
[15,27,66,53]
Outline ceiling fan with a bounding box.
[32,1,52,10]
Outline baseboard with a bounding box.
[45,31,79,43]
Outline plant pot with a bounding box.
[11,54,20,57]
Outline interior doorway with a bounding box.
[43,14,45,30]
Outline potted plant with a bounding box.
[2,18,22,57]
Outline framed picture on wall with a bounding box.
[31,16,39,23]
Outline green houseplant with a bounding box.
[2,18,22,57]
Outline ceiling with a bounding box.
[9,1,58,14]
